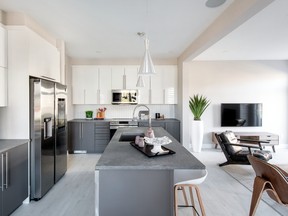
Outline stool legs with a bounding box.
[174,184,206,216]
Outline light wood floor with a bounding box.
[11,149,288,216]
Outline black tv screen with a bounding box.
[221,103,262,127]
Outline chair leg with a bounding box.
[174,185,179,216]
[219,161,231,167]
[249,177,267,216]
[182,186,189,206]
[194,185,206,216]
[189,186,197,216]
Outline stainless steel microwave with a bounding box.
[112,90,138,104]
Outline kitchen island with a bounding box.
[95,127,205,216]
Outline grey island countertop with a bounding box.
[95,127,205,170]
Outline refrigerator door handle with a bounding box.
[44,117,53,139]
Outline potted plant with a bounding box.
[189,94,210,152]
[85,110,93,119]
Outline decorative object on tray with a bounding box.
[130,142,175,157]
[85,110,93,119]
[144,136,172,153]
[145,127,155,138]
[96,107,106,119]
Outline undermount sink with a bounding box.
[119,132,145,142]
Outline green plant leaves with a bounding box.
[189,94,210,120]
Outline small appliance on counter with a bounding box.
[155,113,165,120]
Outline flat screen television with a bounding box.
[221,103,262,127]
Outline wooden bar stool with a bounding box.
[174,169,208,216]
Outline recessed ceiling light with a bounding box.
[205,0,226,8]
[137,32,145,38]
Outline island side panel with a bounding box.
[97,169,174,216]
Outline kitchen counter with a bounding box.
[95,127,205,216]
[96,127,203,170]
[0,139,29,153]
[69,118,180,122]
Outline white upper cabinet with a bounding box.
[137,75,150,104]
[124,66,138,89]
[98,66,112,104]
[111,66,125,89]
[72,64,177,105]
[0,25,7,107]
[28,29,60,82]
[72,66,99,104]
[163,65,178,104]
[0,67,7,106]
[150,65,178,104]
[0,25,7,68]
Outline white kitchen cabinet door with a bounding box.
[28,29,60,82]
[0,67,7,106]
[111,66,125,89]
[150,66,164,104]
[124,66,138,89]
[72,66,85,104]
[0,25,7,68]
[125,65,150,104]
[162,65,178,104]
[84,66,99,104]
[150,65,178,104]
[98,66,112,104]
[137,75,150,104]
[72,66,99,104]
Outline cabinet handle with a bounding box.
[5,152,8,188]
[1,153,3,191]
[79,124,82,139]
[84,89,86,104]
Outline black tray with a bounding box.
[130,142,175,158]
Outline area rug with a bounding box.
[221,164,288,216]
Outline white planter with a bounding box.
[191,120,204,152]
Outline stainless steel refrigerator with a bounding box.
[30,78,67,200]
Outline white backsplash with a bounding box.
[73,104,176,119]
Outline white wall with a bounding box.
[182,60,288,149]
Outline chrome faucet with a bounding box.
[132,104,151,128]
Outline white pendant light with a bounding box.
[136,75,145,87]
[138,37,156,75]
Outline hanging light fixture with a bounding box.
[136,75,145,87]
[138,36,156,75]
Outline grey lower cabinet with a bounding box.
[68,122,94,153]
[68,121,110,153]
[0,142,28,216]
[94,122,110,153]
[138,119,180,142]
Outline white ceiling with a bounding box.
[195,0,288,61]
[0,0,287,61]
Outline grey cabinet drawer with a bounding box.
[95,133,110,140]
[95,128,110,134]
